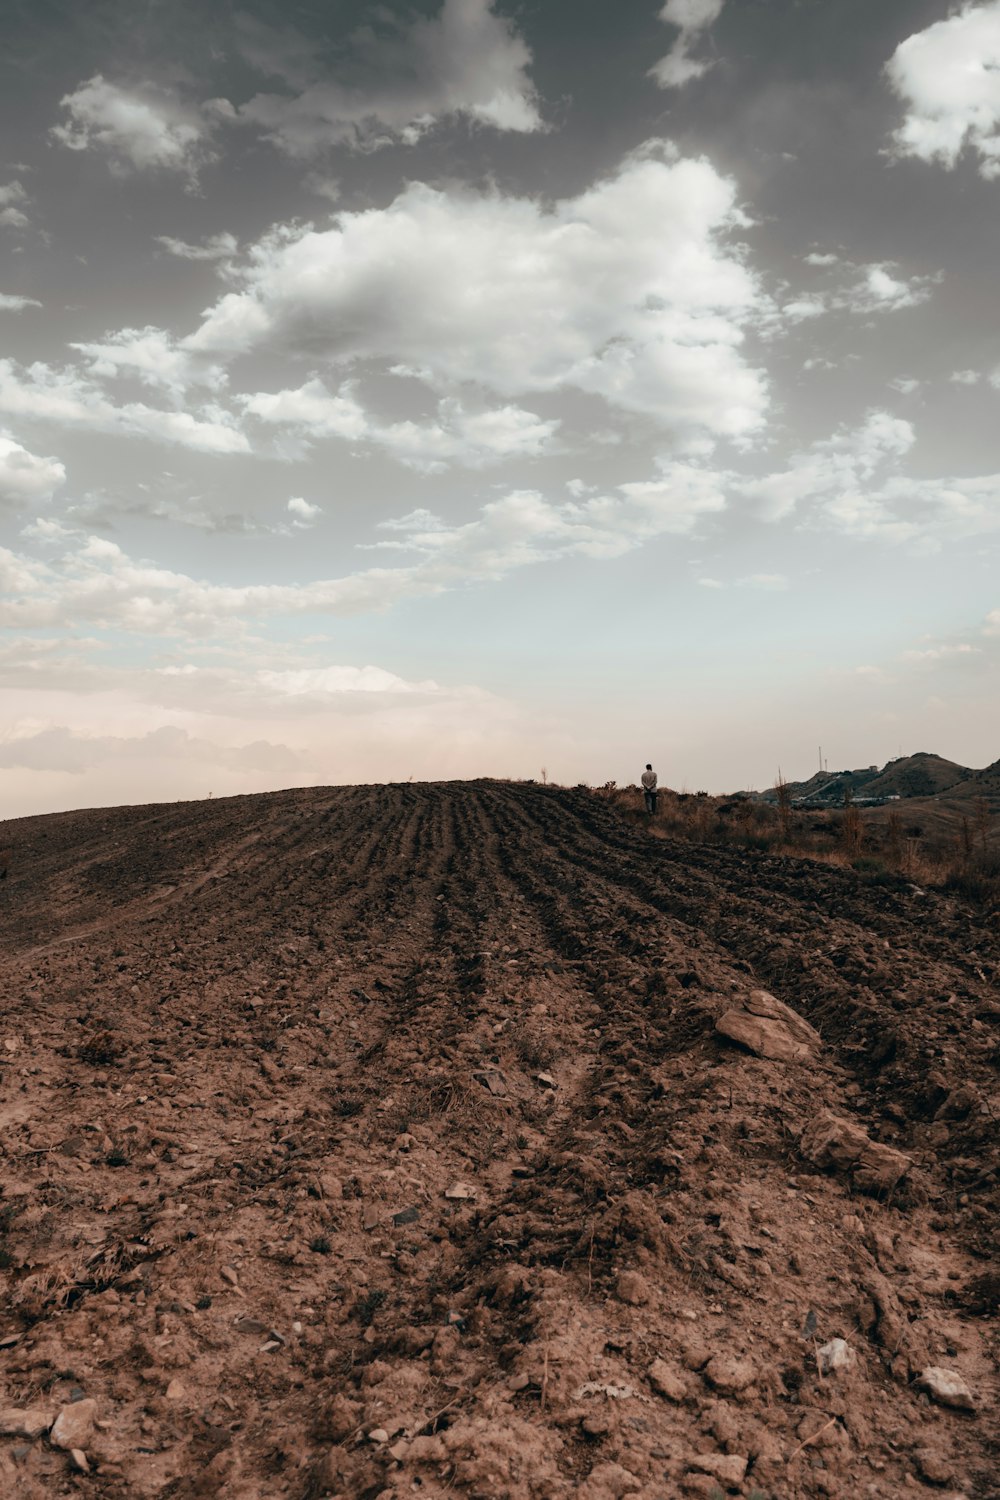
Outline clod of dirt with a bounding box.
[647,1357,691,1402]
[0,1408,53,1439]
[715,989,821,1062]
[918,1366,977,1411]
[688,1452,748,1486]
[702,1354,758,1395]
[914,1447,955,1486]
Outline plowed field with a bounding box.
[0,781,997,1499]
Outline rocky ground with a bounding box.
[0,780,997,1500]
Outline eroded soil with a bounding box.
[0,781,997,1499]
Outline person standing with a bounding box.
[641,763,658,814]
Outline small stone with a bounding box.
[689,1452,749,1486]
[164,1379,186,1402]
[918,1367,976,1412]
[220,1266,239,1287]
[258,1340,282,1353]
[703,1354,757,1395]
[69,1449,90,1474]
[536,1072,556,1088]
[0,1407,54,1439]
[816,1338,854,1375]
[50,1398,97,1452]
[647,1358,689,1402]
[367,1427,389,1443]
[508,1373,531,1391]
[444,1182,477,1200]
[363,1204,381,1230]
[914,1448,953,1486]
[392,1205,420,1226]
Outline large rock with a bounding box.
[800,1110,912,1194]
[50,1398,97,1452]
[918,1367,977,1412]
[715,990,820,1063]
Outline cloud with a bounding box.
[154,231,238,261]
[950,369,981,384]
[0,434,66,503]
[2,457,726,635]
[0,723,301,775]
[804,251,839,266]
[69,326,227,400]
[887,1,1000,178]
[735,409,1000,543]
[0,180,31,230]
[779,262,937,325]
[228,0,542,155]
[650,0,725,89]
[0,359,249,454]
[851,263,936,313]
[902,642,981,662]
[287,496,321,527]
[52,75,214,181]
[244,380,560,469]
[188,142,768,439]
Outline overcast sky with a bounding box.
[2,0,999,814]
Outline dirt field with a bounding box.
[0,781,997,1499]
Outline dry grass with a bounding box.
[598,784,1000,908]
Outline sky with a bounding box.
[2,0,1000,814]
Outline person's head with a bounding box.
[646,763,652,770]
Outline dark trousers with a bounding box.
[644,789,657,814]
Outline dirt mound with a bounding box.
[0,782,997,1498]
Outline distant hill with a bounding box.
[760,751,976,806]
[947,757,1000,808]
[863,752,971,800]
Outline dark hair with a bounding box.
[646,763,652,770]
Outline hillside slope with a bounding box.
[864,753,972,800]
[0,783,997,1499]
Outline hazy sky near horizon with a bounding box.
[2,0,1000,814]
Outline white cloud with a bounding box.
[889,376,920,394]
[70,326,227,400]
[950,369,981,384]
[782,294,827,322]
[736,572,788,590]
[287,496,321,527]
[735,409,1000,544]
[2,457,726,635]
[853,263,935,313]
[0,359,248,454]
[0,434,66,503]
[777,261,937,328]
[188,142,768,439]
[651,0,725,89]
[0,293,41,311]
[0,180,30,230]
[154,231,238,261]
[902,642,981,662]
[804,251,839,266]
[244,379,560,470]
[228,0,542,155]
[52,75,213,181]
[887,1,1000,179]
